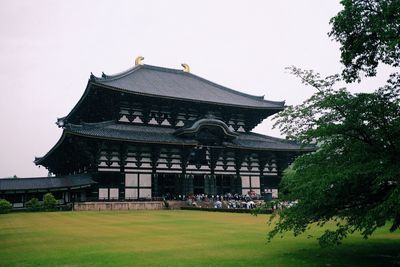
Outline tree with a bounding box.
[43,193,58,211]
[0,199,12,214]
[269,67,400,246]
[329,0,400,82]
[25,198,41,211]
[265,0,400,247]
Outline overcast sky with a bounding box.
[0,1,393,178]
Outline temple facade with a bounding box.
[2,59,313,205]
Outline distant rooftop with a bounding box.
[0,174,95,192]
[91,64,285,109]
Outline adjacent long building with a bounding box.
[2,59,314,205]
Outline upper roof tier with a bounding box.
[90,64,285,109]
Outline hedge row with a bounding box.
[0,193,69,214]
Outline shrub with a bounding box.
[0,199,12,214]
[25,198,41,211]
[43,193,58,211]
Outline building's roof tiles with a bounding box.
[91,64,284,109]
[68,121,197,145]
[66,121,313,151]
[0,174,95,191]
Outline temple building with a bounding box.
[1,58,313,206]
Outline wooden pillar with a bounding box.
[174,174,185,196]
[150,146,160,197]
[234,151,245,195]
[184,174,193,195]
[152,173,159,197]
[212,175,217,195]
[205,174,217,195]
[180,148,192,195]
[258,153,269,195]
[22,193,26,208]
[208,148,221,196]
[119,144,127,201]
[204,175,210,195]
[234,175,242,194]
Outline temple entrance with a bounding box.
[155,173,240,197]
[156,173,207,196]
[157,173,177,197]
[216,174,233,195]
[193,175,205,194]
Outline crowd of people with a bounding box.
[163,193,264,210]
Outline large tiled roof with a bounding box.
[0,174,95,192]
[67,121,197,145]
[65,121,313,152]
[91,64,284,109]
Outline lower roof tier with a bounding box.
[55,120,311,151]
[68,121,312,150]
[35,121,314,171]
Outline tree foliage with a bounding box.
[270,67,400,246]
[25,198,41,211]
[0,199,12,214]
[329,0,400,82]
[43,193,58,211]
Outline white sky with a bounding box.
[0,0,393,178]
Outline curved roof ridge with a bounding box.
[146,65,267,101]
[0,173,92,181]
[93,64,285,106]
[185,70,283,105]
[91,64,143,81]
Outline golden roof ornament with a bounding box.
[135,56,144,66]
[181,63,190,73]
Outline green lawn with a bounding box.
[0,210,399,267]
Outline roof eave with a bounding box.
[34,131,68,166]
[61,80,94,124]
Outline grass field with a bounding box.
[0,210,399,267]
